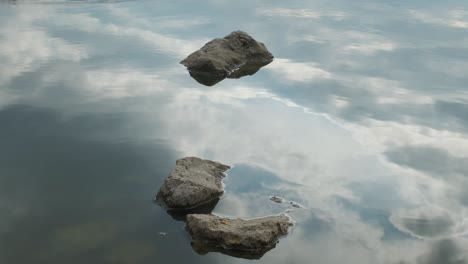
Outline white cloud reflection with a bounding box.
[257,7,347,20]
[289,28,397,55]
[266,58,332,82]
[1,2,468,263]
[0,13,88,87]
[409,10,468,29]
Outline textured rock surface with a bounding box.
[181,31,274,86]
[185,214,290,255]
[155,157,230,209]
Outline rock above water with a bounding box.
[185,214,290,258]
[155,157,230,209]
[181,31,274,86]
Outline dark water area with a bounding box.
[1,0,468,263]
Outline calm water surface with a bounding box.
[1,0,468,263]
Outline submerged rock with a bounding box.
[155,157,230,209]
[181,31,274,86]
[185,214,290,258]
[269,195,305,209]
[269,195,286,204]
[289,201,305,209]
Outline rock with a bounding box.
[185,214,290,258]
[155,157,230,209]
[269,196,305,209]
[181,31,274,86]
[269,196,286,204]
[289,201,304,209]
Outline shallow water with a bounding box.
[1,1,468,263]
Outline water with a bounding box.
[1,0,467,263]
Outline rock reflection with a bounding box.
[163,198,220,222]
[188,61,272,86]
[191,240,276,260]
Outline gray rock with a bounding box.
[155,157,230,209]
[269,195,286,204]
[185,214,290,257]
[269,196,305,209]
[181,31,274,86]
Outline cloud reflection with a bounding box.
[1,1,468,263]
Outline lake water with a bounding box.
[1,0,468,263]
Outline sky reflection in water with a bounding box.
[0,0,468,263]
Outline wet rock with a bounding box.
[269,196,305,209]
[269,196,286,203]
[289,201,304,209]
[155,157,230,209]
[181,31,274,86]
[185,214,290,258]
